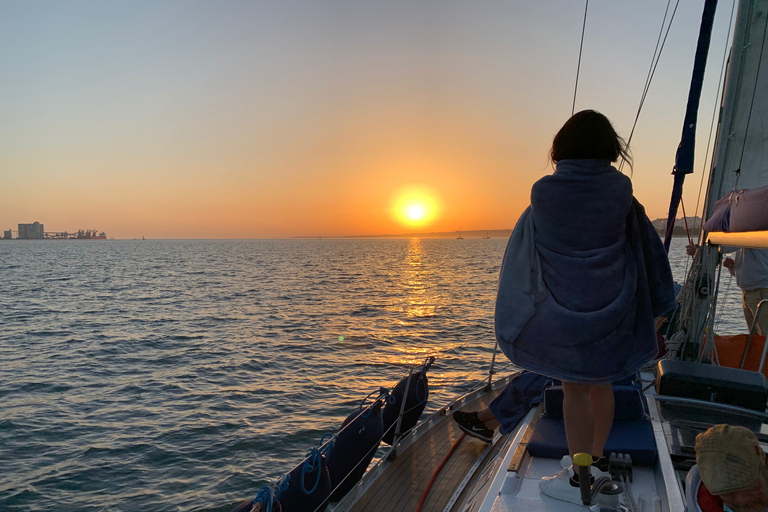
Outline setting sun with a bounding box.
[392,186,441,228]
[408,205,425,221]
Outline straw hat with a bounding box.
[695,424,766,494]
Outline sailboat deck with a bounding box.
[346,386,507,512]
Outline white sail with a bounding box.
[705,0,768,216]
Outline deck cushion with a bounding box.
[543,385,648,421]
[527,417,658,465]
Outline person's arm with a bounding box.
[686,243,737,276]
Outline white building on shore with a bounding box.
[18,222,44,239]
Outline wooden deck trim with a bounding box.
[507,402,544,473]
[346,385,507,512]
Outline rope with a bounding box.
[666,331,687,361]
[251,475,289,512]
[621,475,637,512]
[698,249,726,363]
[680,197,694,247]
[301,443,329,495]
[715,273,734,329]
[571,0,589,115]
[416,356,435,402]
[619,0,680,173]
[415,433,466,512]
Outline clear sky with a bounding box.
[0,0,736,239]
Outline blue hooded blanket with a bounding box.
[494,160,677,383]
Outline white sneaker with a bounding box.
[540,467,583,505]
[539,467,620,507]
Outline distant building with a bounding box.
[3,230,11,239]
[18,222,44,239]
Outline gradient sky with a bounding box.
[1,1,736,239]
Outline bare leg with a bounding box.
[589,384,614,458]
[562,382,594,459]
[477,407,500,430]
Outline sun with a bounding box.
[392,186,441,228]
[407,205,425,221]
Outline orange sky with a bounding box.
[0,1,735,238]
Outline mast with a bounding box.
[663,0,719,253]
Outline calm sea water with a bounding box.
[0,237,743,512]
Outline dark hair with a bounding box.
[550,110,632,168]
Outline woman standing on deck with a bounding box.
[493,110,677,505]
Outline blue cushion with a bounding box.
[527,417,658,465]
[544,386,648,421]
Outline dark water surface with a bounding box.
[0,238,742,511]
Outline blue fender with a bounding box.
[326,400,384,502]
[381,357,434,445]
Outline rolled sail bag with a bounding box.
[277,443,332,512]
[728,185,768,232]
[703,184,768,233]
[326,400,384,501]
[381,357,434,445]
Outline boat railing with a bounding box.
[653,394,768,422]
[745,299,768,372]
[387,366,413,459]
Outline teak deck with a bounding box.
[348,387,507,512]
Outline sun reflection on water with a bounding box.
[404,238,436,319]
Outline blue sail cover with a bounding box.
[663,0,719,251]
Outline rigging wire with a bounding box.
[571,0,589,116]
[693,0,737,230]
[618,0,680,173]
[734,1,768,189]
[672,0,737,326]
[692,0,737,333]
[714,272,734,329]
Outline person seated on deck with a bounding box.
[688,424,768,512]
[453,408,499,444]
[453,371,551,443]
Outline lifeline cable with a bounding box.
[618,0,680,174]
[571,0,589,116]
[414,433,466,512]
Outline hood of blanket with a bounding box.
[532,159,633,253]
